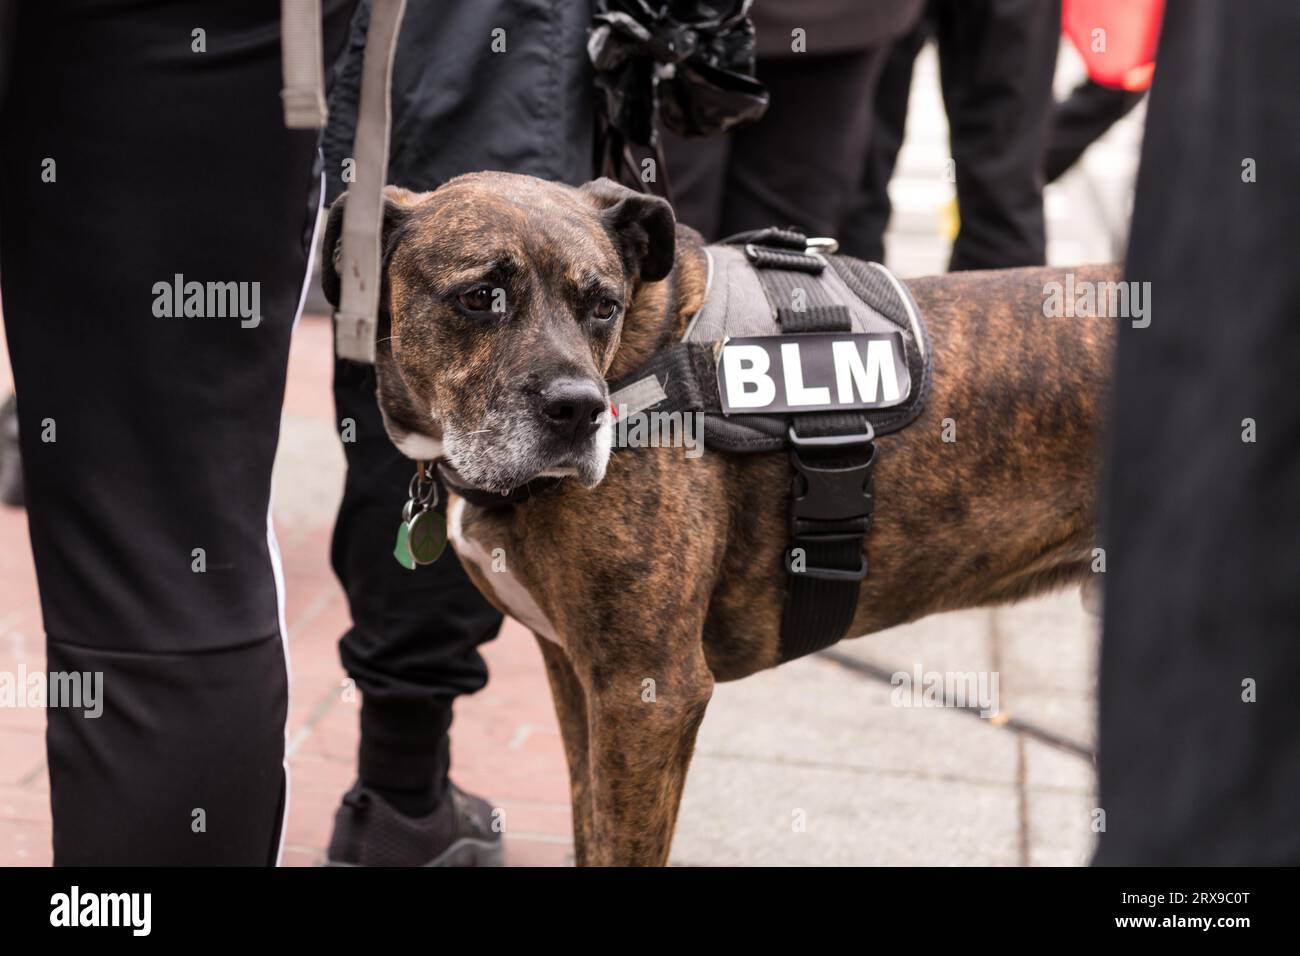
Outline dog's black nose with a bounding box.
[538,378,606,441]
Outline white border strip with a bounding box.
[266,168,327,866]
[868,261,926,360]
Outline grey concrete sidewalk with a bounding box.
[672,593,1099,866]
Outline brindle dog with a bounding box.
[321,172,1115,867]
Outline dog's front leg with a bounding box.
[582,646,714,866]
[536,636,596,866]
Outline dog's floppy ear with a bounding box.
[320,186,422,308]
[580,177,677,283]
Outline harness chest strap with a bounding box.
[743,231,878,662]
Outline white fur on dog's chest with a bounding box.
[446,497,561,645]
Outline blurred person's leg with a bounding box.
[0,0,355,864]
[319,0,593,862]
[1096,0,1300,864]
[1045,78,1145,184]
[838,21,930,261]
[932,0,1059,270]
[711,49,891,238]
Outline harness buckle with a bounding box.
[788,443,876,524]
[785,425,875,583]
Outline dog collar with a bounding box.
[433,460,563,511]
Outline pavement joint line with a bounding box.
[283,844,327,866]
[695,748,1053,792]
[492,798,573,810]
[698,747,1098,796]
[287,683,345,758]
[1015,735,1030,867]
[286,583,338,643]
[996,608,1031,866]
[816,649,1095,762]
[505,832,573,846]
[16,761,45,789]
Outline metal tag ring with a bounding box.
[407,469,440,509]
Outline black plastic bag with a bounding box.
[589,0,768,191]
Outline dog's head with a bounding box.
[323,173,675,492]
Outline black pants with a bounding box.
[661,47,890,241]
[0,0,356,864]
[1095,0,1300,864]
[840,0,1060,269]
[1045,79,1145,184]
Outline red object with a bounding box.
[1062,0,1164,91]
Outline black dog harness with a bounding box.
[608,228,932,662]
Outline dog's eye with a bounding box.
[458,286,495,312]
[592,297,619,321]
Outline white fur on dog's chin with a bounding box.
[392,432,444,461]
[584,415,614,486]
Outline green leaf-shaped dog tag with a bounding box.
[394,521,416,570]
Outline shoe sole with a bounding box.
[323,836,505,868]
[426,836,504,867]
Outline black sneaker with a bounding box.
[325,781,504,867]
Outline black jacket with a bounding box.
[323,0,595,204]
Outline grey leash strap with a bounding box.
[280,0,328,128]
[334,0,406,363]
